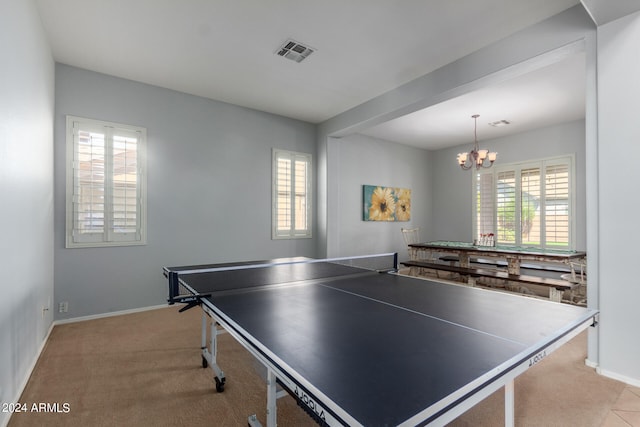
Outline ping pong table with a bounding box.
[164,253,598,427]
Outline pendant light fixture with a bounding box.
[456,114,497,170]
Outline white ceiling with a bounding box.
[36,0,588,149]
[360,52,586,149]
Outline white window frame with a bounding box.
[272,148,312,239]
[65,115,147,248]
[473,154,575,250]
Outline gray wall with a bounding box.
[0,0,55,423]
[431,120,587,250]
[325,121,586,262]
[326,134,432,260]
[596,10,640,385]
[53,65,318,320]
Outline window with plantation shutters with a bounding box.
[474,156,574,250]
[272,149,312,239]
[66,116,147,248]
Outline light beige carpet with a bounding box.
[10,306,625,426]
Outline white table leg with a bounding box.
[505,379,515,427]
[266,369,277,427]
[201,311,207,354]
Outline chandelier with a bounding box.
[456,114,497,170]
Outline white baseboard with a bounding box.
[585,356,640,388]
[597,367,640,388]
[585,358,598,369]
[54,304,168,325]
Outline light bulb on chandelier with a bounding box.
[456,114,497,170]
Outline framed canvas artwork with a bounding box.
[363,185,411,222]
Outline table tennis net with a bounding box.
[167,253,397,305]
[326,252,398,272]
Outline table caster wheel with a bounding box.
[215,377,225,392]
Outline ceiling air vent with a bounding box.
[276,39,315,63]
[488,120,511,127]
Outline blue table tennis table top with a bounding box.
[165,257,597,426]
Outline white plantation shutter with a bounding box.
[110,130,142,241]
[276,156,292,232]
[520,167,541,246]
[496,170,516,244]
[474,156,574,249]
[294,158,309,232]
[544,163,570,246]
[476,172,494,237]
[272,149,312,239]
[74,126,106,241]
[66,116,146,248]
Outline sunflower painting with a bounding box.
[363,185,411,222]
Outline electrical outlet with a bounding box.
[58,301,68,313]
